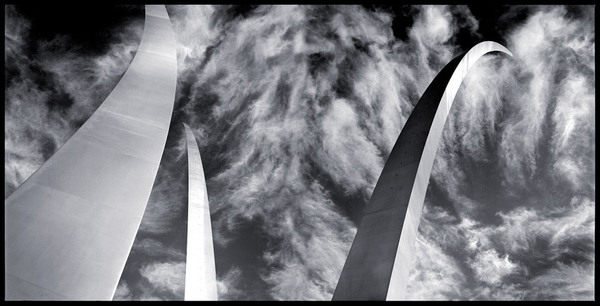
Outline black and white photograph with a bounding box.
[4,3,595,301]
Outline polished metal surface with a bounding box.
[332,41,512,300]
[183,123,218,301]
[5,5,177,300]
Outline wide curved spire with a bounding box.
[332,41,512,300]
[5,5,177,300]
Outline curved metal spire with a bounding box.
[333,41,512,300]
[5,5,177,300]
[183,123,218,301]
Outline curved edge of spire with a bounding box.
[5,5,177,300]
[182,123,218,301]
[386,41,512,300]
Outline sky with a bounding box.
[4,4,595,301]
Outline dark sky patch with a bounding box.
[363,5,415,42]
[333,56,361,100]
[13,4,143,57]
[307,52,334,78]
[209,5,259,31]
[213,217,272,300]
[352,37,370,55]
[271,73,293,120]
[44,89,75,113]
[425,179,461,221]
[306,156,368,226]
[469,5,527,47]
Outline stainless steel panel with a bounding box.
[183,123,218,301]
[5,5,177,300]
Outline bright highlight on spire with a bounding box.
[5,5,177,300]
[183,123,218,301]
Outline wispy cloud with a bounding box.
[5,4,593,301]
[169,4,594,300]
[470,249,519,286]
[407,235,465,300]
[140,261,186,298]
[4,5,143,197]
[217,266,244,300]
[170,5,409,299]
[412,195,594,299]
[113,282,133,300]
[411,5,594,300]
[131,237,186,260]
[527,261,594,300]
[168,4,518,300]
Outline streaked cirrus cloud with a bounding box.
[5,4,594,300]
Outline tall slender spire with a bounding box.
[183,123,218,301]
[332,42,512,300]
[5,5,178,300]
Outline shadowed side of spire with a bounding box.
[332,41,512,301]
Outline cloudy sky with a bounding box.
[4,4,595,300]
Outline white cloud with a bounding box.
[405,5,465,79]
[407,237,465,300]
[4,77,58,197]
[140,261,186,298]
[316,98,383,196]
[415,7,594,299]
[500,6,594,189]
[173,5,465,299]
[429,5,595,203]
[217,267,244,300]
[4,6,31,61]
[178,4,586,300]
[410,194,594,300]
[131,238,186,260]
[168,5,218,68]
[4,7,63,197]
[5,4,594,301]
[492,196,595,256]
[551,72,595,191]
[260,187,356,300]
[470,249,518,286]
[113,282,133,300]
